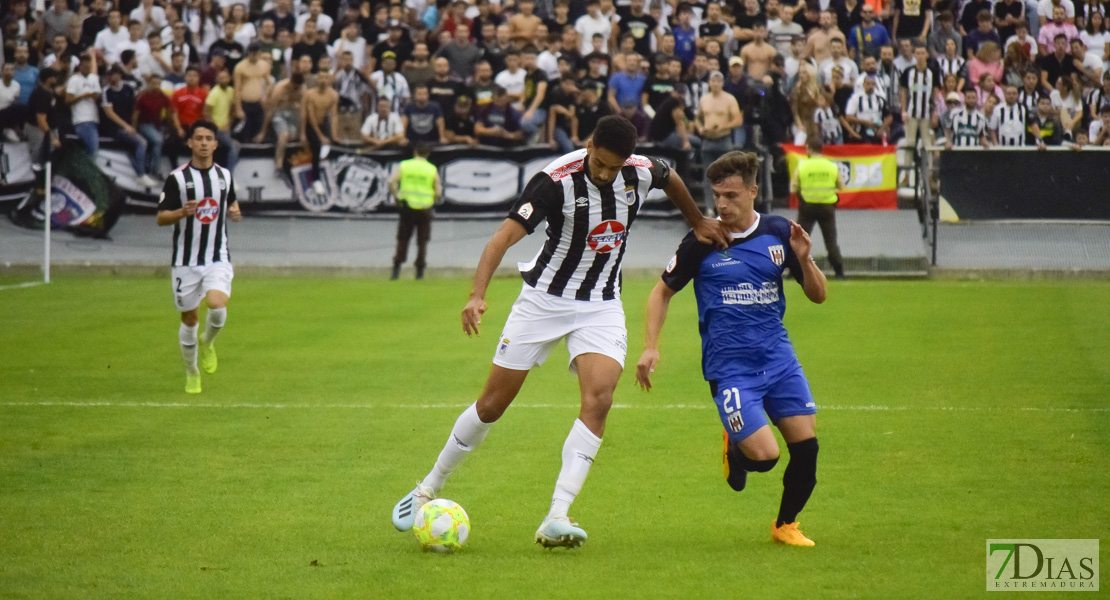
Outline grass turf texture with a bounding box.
[1,275,1107,599]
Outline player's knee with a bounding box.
[180,311,199,326]
[581,389,613,416]
[474,396,511,423]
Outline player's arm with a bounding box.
[657,163,730,248]
[156,177,196,225]
[788,221,827,304]
[461,218,528,337]
[227,182,242,222]
[635,279,679,391]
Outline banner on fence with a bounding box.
[782,143,897,210]
[9,145,127,237]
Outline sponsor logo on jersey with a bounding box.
[195,197,220,224]
[586,220,627,253]
[665,255,677,273]
[575,196,589,207]
[623,156,652,168]
[547,159,584,181]
[711,255,739,268]
[721,282,781,306]
[517,202,533,220]
[768,244,785,266]
[185,182,194,189]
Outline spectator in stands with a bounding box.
[856,55,892,102]
[132,72,173,178]
[130,0,165,38]
[520,46,550,139]
[960,0,993,37]
[10,44,36,107]
[291,19,328,73]
[296,0,333,39]
[482,24,513,74]
[813,91,845,143]
[944,90,990,147]
[1050,73,1084,135]
[741,20,778,82]
[965,10,1002,59]
[42,33,78,74]
[373,21,414,69]
[1003,41,1036,87]
[685,53,712,111]
[334,50,373,144]
[470,60,496,106]
[845,74,892,143]
[1069,38,1104,88]
[138,31,170,79]
[1079,12,1108,67]
[193,0,224,59]
[200,48,228,88]
[819,38,858,86]
[546,77,579,152]
[769,1,805,57]
[494,49,527,108]
[403,42,435,89]
[935,72,966,118]
[976,72,1006,105]
[608,51,645,113]
[1019,68,1046,109]
[649,83,697,151]
[620,100,650,141]
[372,51,411,112]
[575,82,612,141]
[302,66,339,195]
[233,43,270,143]
[1090,72,1110,116]
[257,72,304,171]
[826,65,855,113]
[255,20,282,77]
[575,0,611,56]
[698,1,731,51]
[892,0,932,43]
[928,11,962,58]
[806,9,847,65]
[362,95,406,148]
[1040,33,1078,89]
[1031,93,1064,145]
[671,3,697,68]
[848,4,892,64]
[1038,5,1079,55]
[101,65,155,187]
[475,84,524,146]
[0,63,23,142]
[404,83,447,145]
[969,41,1005,87]
[93,10,128,64]
[331,21,368,72]
[990,84,1037,146]
[24,68,58,171]
[1038,0,1077,27]
[439,23,482,80]
[697,70,745,209]
[172,66,207,138]
[445,95,478,146]
[994,0,1027,43]
[1088,104,1110,145]
[66,53,101,155]
[791,64,821,139]
[204,68,240,171]
[211,19,245,72]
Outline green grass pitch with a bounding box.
[1,275,1107,599]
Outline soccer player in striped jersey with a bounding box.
[391,116,730,548]
[635,151,827,547]
[156,120,242,394]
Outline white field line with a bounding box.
[0,281,48,291]
[0,401,1106,413]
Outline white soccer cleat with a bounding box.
[391,482,435,531]
[535,516,588,549]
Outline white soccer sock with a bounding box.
[203,307,227,344]
[179,323,199,374]
[422,403,492,494]
[548,419,603,520]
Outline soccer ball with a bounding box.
[413,499,470,552]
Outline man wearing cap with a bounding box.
[233,42,271,143]
[790,138,846,279]
[696,70,745,211]
[371,51,412,113]
[373,20,413,70]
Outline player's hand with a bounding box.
[693,217,731,249]
[229,203,242,222]
[461,295,487,337]
[788,220,812,259]
[635,349,660,391]
[182,200,198,217]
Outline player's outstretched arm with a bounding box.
[636,280,679,391]
[663,171,730,249]
[462,218,529,337]
[789,221,827,304]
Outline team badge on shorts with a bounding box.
[498,338,510,356]
[768,244,785,266]
[727,412,744,433]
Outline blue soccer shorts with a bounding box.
[710,364,817,443]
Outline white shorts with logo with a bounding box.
[493,283,628,371]
[171,262,234,312]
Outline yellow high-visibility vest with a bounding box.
[397,157,437,209]
[797,156,839,205]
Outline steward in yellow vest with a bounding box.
[789,138,847,278]
[389,144,441,279]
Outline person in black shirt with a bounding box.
[262,0,297,37]
[444,95,478,145]
[291,19,329,73]
[373,21,414,70]
[25,68,59,191]
[1038,34,1078,89]
[428,56,466,114]
[650,83,697,150]
[545,76,580,152]
[210,21,245,73]
[362,4,390,45]
[575,84,613,140]
[619,0,659,57]
[100,65,157,187]
[643,58,680,111]
[81,0,109,49]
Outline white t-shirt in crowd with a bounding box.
[0,79,19,110]
[575,14,612,55]
[130,5,167,36]
[360,112,404,138]
[94,27,131,64]
[1037,0,1075,19]
[330,36,368,70]
[66,72,102,124]
[296,13,334,35]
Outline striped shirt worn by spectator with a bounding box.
[159,162,237,267]
[1018,88,1043,112]
[991,103,1030,146]
[947,107,987,147]
[814,106,843,143]
[901,66,938,120]
[936,56,965,79]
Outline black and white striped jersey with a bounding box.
[159,162,237,267]
[900,66,938,120]
[990,103,1029,146]
[509,149,670,302]
[1018,88,1043,112]
[947,107,987,147]
[814,106,843,143]
[936,56,965,79]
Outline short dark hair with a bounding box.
[706,151,760,186]
[39,68,57,82]
[806,137,823,154]
[188,119,220,138]
[591,115,638,158]
[414,142,434,156]
[977,9,991,22]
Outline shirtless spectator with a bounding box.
[741,20,776,83]
[302,67,339,196]
[509,0,543,47]
[806,10,847,66]
[234,42,271,143]
[697,70,745,211]
[257,73,305,172]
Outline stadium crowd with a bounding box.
[1,0,1109,191]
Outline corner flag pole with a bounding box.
[44,159,51,284]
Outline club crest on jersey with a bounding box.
[768,244,785,266]
[195,197,219,224]
[623,186,636,205]
[587,220,627,253]
[218,179,227,190]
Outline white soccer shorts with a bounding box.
[492,283,628,371]
[171,262,234,312]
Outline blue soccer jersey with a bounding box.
[660,214,805,381]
